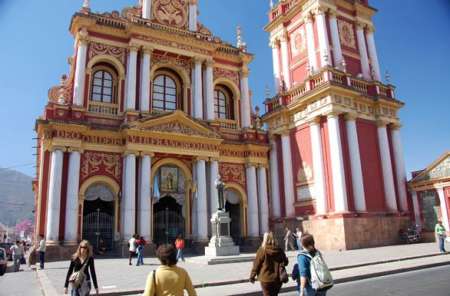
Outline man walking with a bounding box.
[128,234,137,265]
[10,241,23,272]
[38,235,46,270]
[284,227,295,252]
[435,220,447,253]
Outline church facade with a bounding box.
[34,0,412,255]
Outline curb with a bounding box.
[36,268,60,296]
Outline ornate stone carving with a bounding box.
[297,161,313,184]
[88,42,127,66]
[153,52,191,74]
[213,67,239,87]
[220,163,246,189]
[80,151,122,184]
[290,28,306,57]
[153,0,188,29]
[135,35,210,55]
[338,20,356,49]
[138,121,219,138]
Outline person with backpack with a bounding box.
[64,240,98,296]
[298,234,333,296]
[142,244,196,296]
[250,232,289,296]
[175,234,185,262]
[291,262,301,294]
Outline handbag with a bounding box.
[69,257,90,289]
[279,263,289,283]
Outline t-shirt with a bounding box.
[10,245,23,256]
[298,249,317,285]
[38,239,46,252]
[129,238,137,252]
[435,224,446,236]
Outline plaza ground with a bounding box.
[27,242,450,295]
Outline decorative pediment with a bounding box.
[129,111,222,139]
[413,153,450,183]
[152,0,188,29]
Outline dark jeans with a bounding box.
[176,249,185,262]
[39,251,45,269]
[260,281,282,296]
[304,286,327,296]
[439,236,446,252]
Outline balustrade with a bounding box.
[88,102,119,116]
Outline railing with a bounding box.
[350,78,369,95]
[217,119,239,130]
[378,85,390,97]
[88,102,119,116]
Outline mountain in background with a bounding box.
[0,168,34,227]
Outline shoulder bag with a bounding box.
[69,257,90,289]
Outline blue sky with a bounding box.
[0,0,448,178]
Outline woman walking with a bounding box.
[64,240,98,296]
[250,232,289,296]
[143,244,196,296]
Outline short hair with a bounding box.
[156,244,178,266]
[301,234,315,249]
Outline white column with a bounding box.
[73,32,88,106]
[271,40,281,93]
[64,150,81,243]
[191,163,198,238]
[188,0,198,31]
[345,115,366,212]
[309,119,327,215]
[46,149,64,242]
[269,138,281,218]
[315,8,332,67]
[305,15,318,73]
[377,123,398,212]
[240,70,251,128]
[366,27,381,81]
[327,113,349,212]
[257,166,269,234]
[328,11,344,67]
[246,165,259,237]
[391,126,408,212]
[411,191,421,226]
[139,154,152,240]
[190,69,196,117]
[209,160,219,214]
[140,48,152,112]
[125,45,138,110]
[196,159,208,240]
[142,0,152,19]
[437,188,450,231]
[356,23,371,80]
[193,57,203,119]
[279,32,291,89]
[281,133,295,217]
[123,153,136,240]
[205,59,215,121]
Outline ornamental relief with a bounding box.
[137,121,219,138]
[135,35,210,55]
[80,151,122,184]
[297,161,313,184]
[220,163,246,189]
[338,20,356,49]
[153,0,188,29]
[213,68,239,87]
[290,28,306,57]
[88,42,127,66]
[153,53,191,74]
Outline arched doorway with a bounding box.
[82,183,115,252]
[225,188,242,244]
[152,164,187,246]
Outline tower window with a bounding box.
[91,70,115,103]
[152,74,178,112]
[214,87,233,120]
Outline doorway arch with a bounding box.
[224,184,247,244]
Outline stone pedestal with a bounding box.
[205,210,240,257]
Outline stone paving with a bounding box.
[38,242,449,295]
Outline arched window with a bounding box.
[214,86,233,120]
[91,69,115,103]
[152,74,178,112]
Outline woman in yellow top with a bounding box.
[143,244,197,296]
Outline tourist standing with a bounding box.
[175,235,185,262]
[64,240,98,296]
[136,236,146,266]
[128,234,137,266]
[142,244,196,296]
[295,228,303,251]
[38,235,46,270]
[284,227,295,252]
[435,220,447,253]
[298,234,333,296]
[250,232,289,296]
[10,241,23,272]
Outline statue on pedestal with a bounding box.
[215,174,225,211]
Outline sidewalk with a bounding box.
[36,243,450,296]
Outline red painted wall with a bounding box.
[58,153,70,241]
[320,118,335,212]
[356,119,386,212]
[276,136,286,217]
[344,55,362,77]
[291,62,308,85]
[339,116,355,212]
[445,187,450,227]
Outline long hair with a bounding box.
[72,240,92,260]
[261,232,277,249]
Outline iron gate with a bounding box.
[154,209,185,246]
[82,209,114,251]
